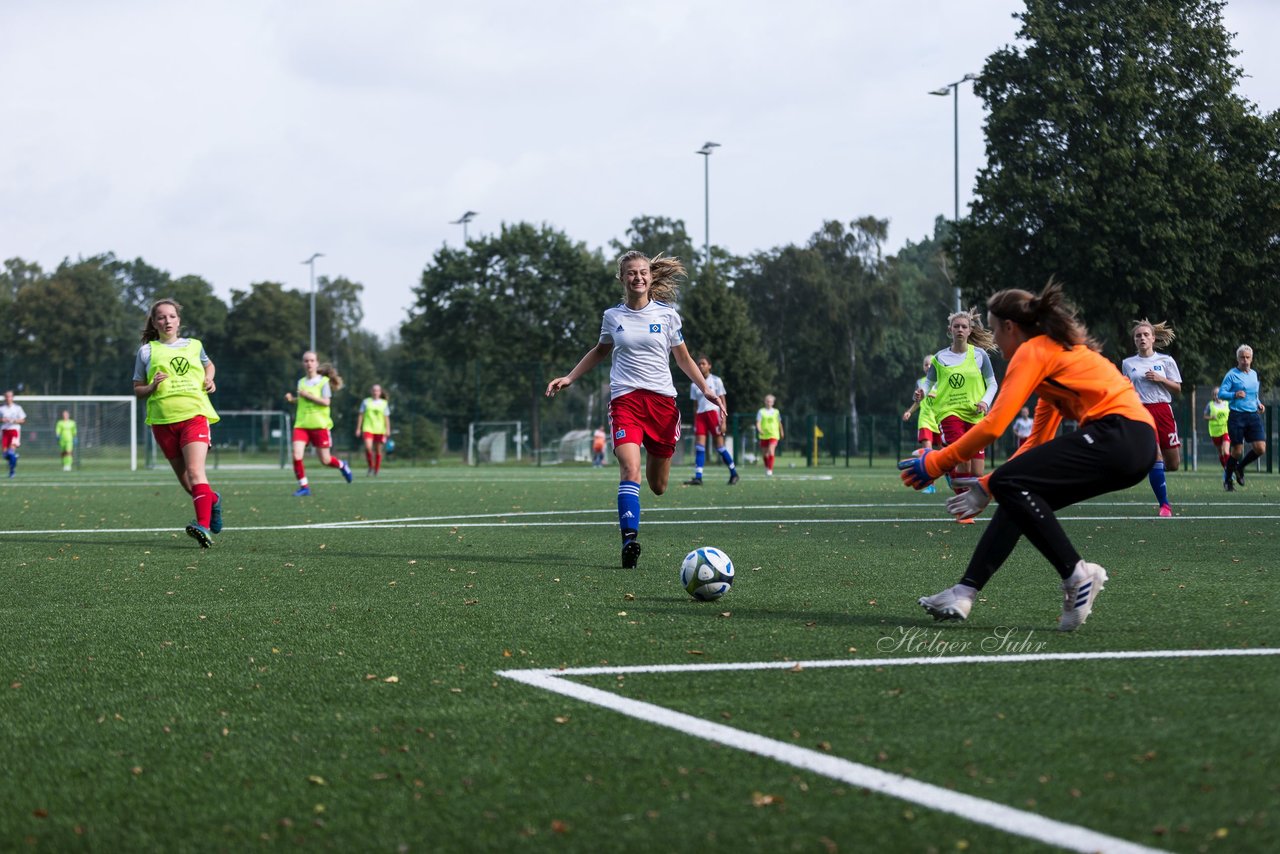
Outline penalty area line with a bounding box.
[498,665,1168,854]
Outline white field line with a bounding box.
[500,648,1280,853]
[3,503,1279,537]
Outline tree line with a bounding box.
[2,0,1276,457]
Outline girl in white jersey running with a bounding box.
[546,252,725,568]
[1120,320,1182,517]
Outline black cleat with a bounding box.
[1235,465,1245,487]
[728,472,740,485]
[683,478,703,486]
[621,539,642,569]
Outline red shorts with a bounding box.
[759,438,779,452]
[939,415,985,459]
[151,416,211,460]
[693,410,721,439]
[294,427,332,448]
[1210,433,1229,450]
[361,432,387,443]
[917,428,941,446]
[609,390,680,459]
[1144,402,1181,449]
[1,429,18,451]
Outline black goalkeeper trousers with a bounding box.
[960,415,1156,589]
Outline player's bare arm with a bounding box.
[547,342,612,397]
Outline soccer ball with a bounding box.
[680,547,735,601]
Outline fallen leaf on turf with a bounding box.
[686,650,705,656]
[307,776,327,786]
[719,612,731,618]
[502,649,512,657]
[32,809,48,818]
[551,820,569,834]
[751,792,783,807]
[383,676,399,683]
[554,716,570,724]
[365,674,378,680]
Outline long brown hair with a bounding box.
[986,278,1098,351]
[947,307,997,351]
[615,251,686,303]
[1131,319,1175,350]
[141,299,182,343]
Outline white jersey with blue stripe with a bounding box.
[600,301,684,400]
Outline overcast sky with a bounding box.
[3,1,1277,337]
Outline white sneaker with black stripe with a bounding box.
[1058,560,1107,632]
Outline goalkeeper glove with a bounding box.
[945,476,991,520]
[897,449,936,490]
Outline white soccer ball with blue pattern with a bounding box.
[680,547,735,601]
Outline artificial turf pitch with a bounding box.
[1,461,1276,851]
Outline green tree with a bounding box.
[221,282,309,410]
[736,218,897,444]
[401,223,613,450]
[679,265,775,430]
[958,0,1280,381]
[13,257,132,394]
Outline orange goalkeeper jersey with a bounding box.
[926,334,1156,478]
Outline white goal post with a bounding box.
[467,420,524,465]
[11,395,140,470]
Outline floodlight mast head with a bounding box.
[451,211,478,243]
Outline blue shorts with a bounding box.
[1227,410,1265,445]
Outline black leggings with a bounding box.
[960,415,1156,588]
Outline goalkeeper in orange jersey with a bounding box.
[898,280,1156,632]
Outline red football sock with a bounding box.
[374,451,382,474]
[293,458,306,481]
[192,483,215,528]
[327,457,344,469]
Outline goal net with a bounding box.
[8,395,139,471]
[467,421,524,465]
[143,409,292,470]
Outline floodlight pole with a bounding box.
[930,74,978,312]
[696,142,720,271]
[302,252,323,353]
[452,210,478,244]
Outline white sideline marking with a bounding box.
[500,648,1279,853]
[3,507,1279,538]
